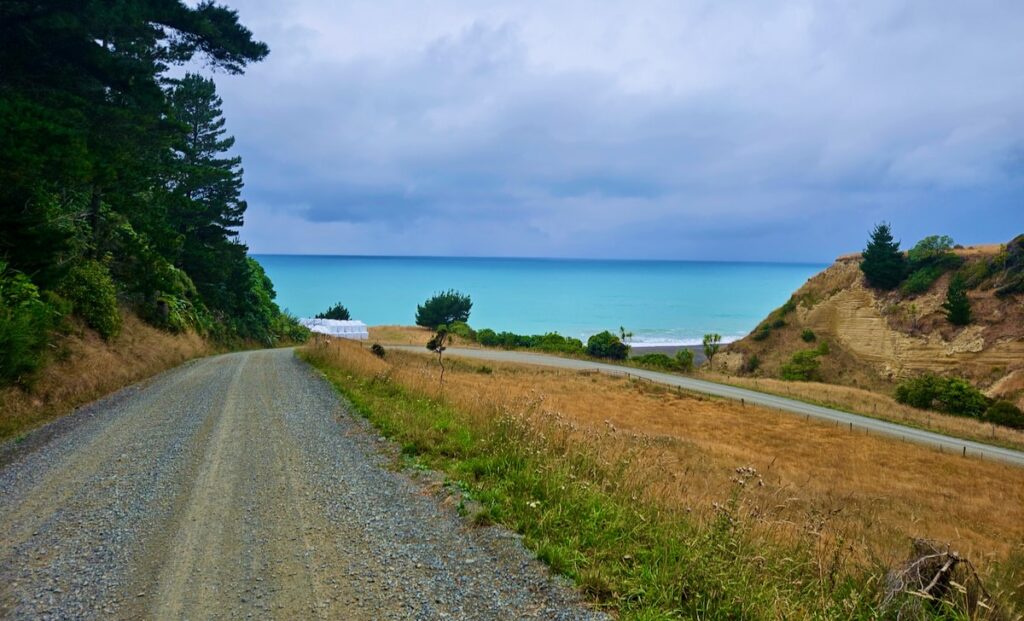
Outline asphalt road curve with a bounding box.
[393,346,1024,467]
[0,348,605,620]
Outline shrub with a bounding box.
[633,353,678,371]
[901,265,946,295]
[316,302,351,320]
[770,318,786,329]
[780,349,823,381]
[0,262,61,385]
[800,329,816,342]
[675,348,695,372]
[942,273,972,326]
[476,328,499,347]
[415,289,472,328]
[751,326,771,341]
[370,343,386,358]
[742,354,761,374]
[475,365,493,374]
[907,235,954,264]
[586,331,629,360]
[860,223,907,290]
[448,321,476,341]
[60,259,121,340]
[895,375,990,418]
[984,401,1024,429]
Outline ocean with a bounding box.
[254,255,825,346]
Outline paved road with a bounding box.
[394,346,1024,467]
[0,348,604,620]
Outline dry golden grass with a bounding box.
[323,338,1024,572]
[0,310,210,440]
[368,324,477,347]
[705,372,1024,452]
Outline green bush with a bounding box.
[943,273,972,326]
[750,326,771,341]
[370,343,386,358]
[894,375,990,418]
[415,289,472,328]
[901,265,946,295]
[860,223,907,290]
[675,348,695,372]
[476,328,499,347]
[800,329,816,342]
[906,235,954,264]
[316,302,350,320]
[780,349,823,381]
[770,318,786,329]
[586,331,629,360]
[742,354,761,374]
[60,259,121,340]
[448,321,476,341]
[984,401,1024,429]
[633,353,678,370]
[0,262,61,385]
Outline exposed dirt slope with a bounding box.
[727,239,1024,407]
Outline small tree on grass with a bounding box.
[702,333,721,369]
[415,289,472,329]
[675,348,695,372]
[586,331,629,360]
[942,273,972,326]
[426,326,452,388]
[316,302,351,320]
[860,223,907,290]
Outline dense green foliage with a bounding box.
[586,331,629,360]
[800,328,816,342]
[316,303,351,321]
[370,343,386,358]
[415,290,472,328]
[59,260,121,340]
[0,1,305,385]
[984,401,1024,430]
[702,333,722,367]
[447,321,476,340]
[780,342,830,381]
[675,348,695,372]
[995,235,1024,298]
[901,236,962,295]
[942,273,972,326]
[860,223,907,290]
[895,375,991,419]
[632,353,678,370]
[476,328,585,354]
[0,262,62,385]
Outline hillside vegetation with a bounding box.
[304,337,1024,618]
[725,235,1024,415]
[1,4,306,399]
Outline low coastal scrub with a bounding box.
[302,339,1023,618]
[780,342,830,382]
[476,328,586,354]
[585,330,629,360]
[895,374,1023,428]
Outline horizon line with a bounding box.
[249,252,834,267]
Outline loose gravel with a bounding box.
[0,348,606,620]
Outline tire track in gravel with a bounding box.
[0,348,606,620]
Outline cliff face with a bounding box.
[727,237,1024,407]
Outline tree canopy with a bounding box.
[415,290,472,328]
[0,1,304,386]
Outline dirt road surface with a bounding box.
[0,348,604,620]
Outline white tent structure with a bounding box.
[299,318,369,340]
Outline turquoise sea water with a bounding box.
[254,255,825,346]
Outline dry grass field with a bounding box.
[705,372,1024,452]
[368,324,477,347]
[0,311,210,441]
[328,338,1024,570]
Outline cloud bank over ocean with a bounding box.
[218,1,1024,261]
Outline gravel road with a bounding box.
[0,348,606,620]
[391,346,1024,467]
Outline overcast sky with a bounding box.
[213,0,1024,262]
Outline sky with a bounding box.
[212,0,1024,262]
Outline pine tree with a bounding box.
[860,223,907,290]
[942,273,972,326]
[167,74,250,315]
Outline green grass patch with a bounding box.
[299,348,905,619]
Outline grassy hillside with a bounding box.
[725,236,1024,412]
[302,337,1024,618]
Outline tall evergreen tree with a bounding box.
[167,73,249,314]
[860,223,907,290]
[942,273,972,326]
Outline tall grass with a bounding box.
[302,338,1020,619]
